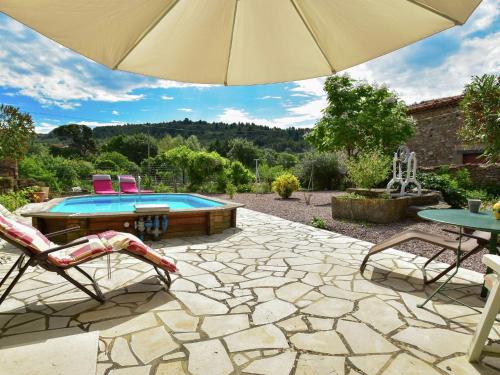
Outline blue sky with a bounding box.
[0,1,498,134]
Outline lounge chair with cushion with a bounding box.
[0,212,176,306]
[119,175,153,194]
[92,174,117,194]
[468,254,500,362]
[360,229,489,284]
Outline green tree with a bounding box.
[306,74,415,157]
[95,151,139,173]
[277,152,298,169]
[227,138,259,167]
[161,145,193,185]
[228,161,254,187]
[51,124,97,157]
[459,74,500,163]
[105,134,158,164]
[0,105,35,167]
[188,151,227,189]
[294,152,343,190]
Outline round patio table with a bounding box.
[418,209,500,304]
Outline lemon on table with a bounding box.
[494,202,500,220]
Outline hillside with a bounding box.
[91,119,311,152]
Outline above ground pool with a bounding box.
[23,193,242,242]
[49,194,224,214]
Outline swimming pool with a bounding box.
[50,194,224,213]
[24,193,242,242]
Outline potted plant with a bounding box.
[30,185,47,202]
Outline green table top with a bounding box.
[418,209,500,233]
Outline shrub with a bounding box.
[153,183,174,193]
[95,159,119,171]
[252,182,271,194]
[294,152,343,190]
[225,183,237,199]
[259,164,285,186]
[419,173,467,208]
[310,217,328,229]
[229,161,254,187]
[346,150,391,189]
[188,151,227,189]
[272,173,300,199]
[0,188,34,211]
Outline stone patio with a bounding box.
[0,208,499,374]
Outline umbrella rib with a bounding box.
[405,0,462,25]
[224,0,239,86]
[112,0,181,70]
[289,0,336,74]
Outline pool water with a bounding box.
[50,194,224,214]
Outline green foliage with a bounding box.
[259,164,285,185]
[225,183,237,199]
[50,124,97,157]
[419,173,467,208]
[277,152,298,169]
[346,150,391,189]
[91,119,309,153]
[18,155,82,192]
[188,150,228,189]
[227,138,260,167]
[454,168,472,189]
[228,161,254,187]
[95,151,139,173]
[306,74,415,157]
[105,134,158,164]
[459,74,500,163]
[95,159,118,171]
[252,182,271,194]
[294,152,343,190]
[0,188,35,211]
[337,193,366,200]
[272,173,300,199]
[310,217,328,229]
[0,104,35,162]
[158,134,203,153]
[153,183,175,193]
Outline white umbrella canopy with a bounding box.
[0,0,481,85]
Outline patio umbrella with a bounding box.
[0,0,481,85]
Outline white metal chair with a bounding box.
[468,254,500,362]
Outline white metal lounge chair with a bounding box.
[468,254,500,362]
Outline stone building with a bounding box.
[405,95,485,167]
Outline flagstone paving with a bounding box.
[1,208,500,374]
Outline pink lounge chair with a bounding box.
[0,212,176,305]
[92,174,117,194]
[119,175,153,194]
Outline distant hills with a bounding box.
[91,119,311,152]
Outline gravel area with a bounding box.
[214,191,488,273]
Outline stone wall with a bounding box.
[420,163,500,187]
[406,104,463,167]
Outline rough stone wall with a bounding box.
[406,105,463,167]
[420,163,500,187]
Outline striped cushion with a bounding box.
[49,230,176,272]
[0,213,51,254]
[98,231,177,273]
[0,213,176,273]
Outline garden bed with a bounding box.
[213,191,488,273]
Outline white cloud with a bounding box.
[259,95,282,100]
[111,110,119,115]
[458,0,499,36]
[0,17,209,109]
[161,95,174,100]
[177,108,193,112]
[346,31,500,104]
[218,108,274,126]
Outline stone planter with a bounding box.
[332,192,441,224]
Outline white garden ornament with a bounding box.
[386,145,422,197]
